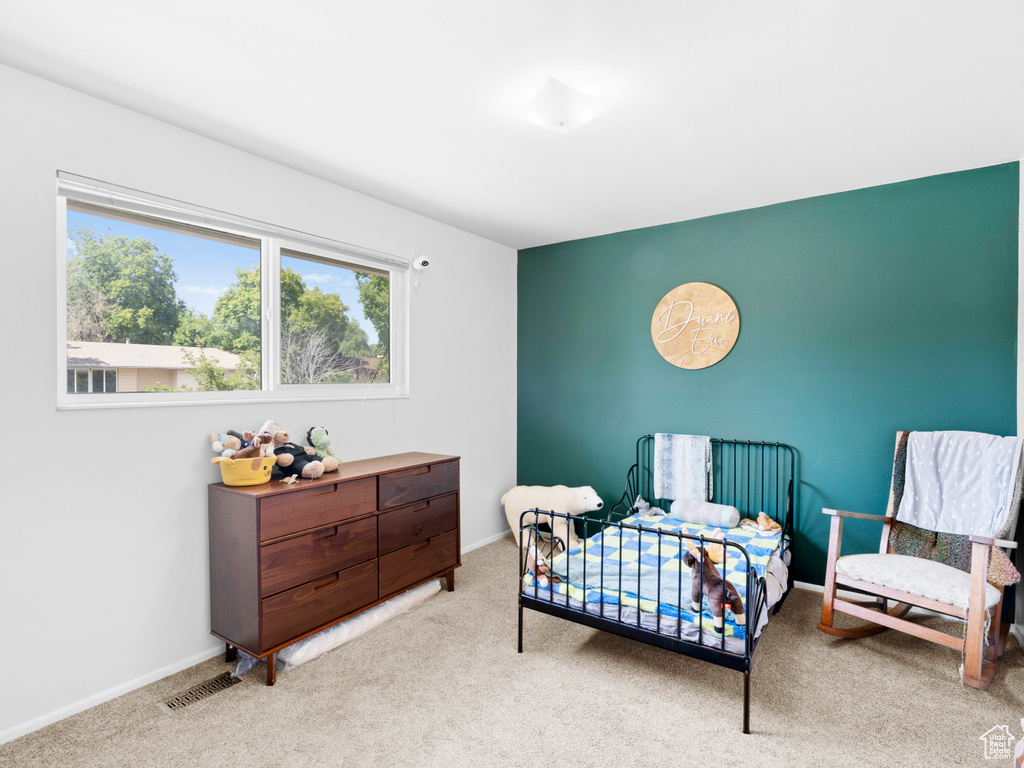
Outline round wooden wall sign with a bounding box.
[651,282,740,369]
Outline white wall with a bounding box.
[0,64,518,742]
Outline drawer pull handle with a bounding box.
[312,526,338,541]
[312,573,340,590]
[312,485,337,497]
[412,466,431,476]
[412,540,431,552]
[410,502,430,513]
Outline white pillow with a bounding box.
[669,499,741,528]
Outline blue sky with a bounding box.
[67,210,378,344]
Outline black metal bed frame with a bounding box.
[517,436,796,734]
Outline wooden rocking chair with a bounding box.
[819,431,1022,689]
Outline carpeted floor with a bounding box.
[2,535,1022,767]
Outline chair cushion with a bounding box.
[836,553,1001,610]
[888,520,1021,587]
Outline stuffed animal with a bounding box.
[690,527,726,563]
[501,485,604,551]
[232,421,287,460]
[746,512,783,534]
[524,531,562,589]
[632,495,665,517]
[682,545,745,632]
[258,421,291,450]
[272,430,290,450]
[243,429,277,458]
[232,434,266,461]
[306,426,339,472]
[209,432,242,458]
[273,442,325,480]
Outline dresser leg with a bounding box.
[445,570,455,592]
[225,644,237,663]
[266,653,276,686]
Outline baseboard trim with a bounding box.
[795,579,865,601]
[793,579,824,593]
[462,529,512,553]
[0,644,224,746]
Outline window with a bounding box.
[67,368,118,393]
[279,249,389,385]
[57,173,408,408]
[65,201,261,395]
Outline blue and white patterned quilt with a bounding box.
[522,514,782,638]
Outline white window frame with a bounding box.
[57,172,410,409]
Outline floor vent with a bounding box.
[158,672,240,713]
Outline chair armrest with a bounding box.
[968,534,1017,550]
[822,508,893,523]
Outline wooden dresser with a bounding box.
[208,451,460,684]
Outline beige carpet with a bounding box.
[2,535,1022,767]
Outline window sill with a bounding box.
[56,387,409,410]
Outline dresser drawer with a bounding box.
[260,477,376,541]
[260,515,377,598]
[261,559,378,650]
[378,529,458,598]
[378,460,459,510]
[378,492,457,556]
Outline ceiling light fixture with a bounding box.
[520,77,607,133]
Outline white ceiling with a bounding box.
[2,1,1023,249]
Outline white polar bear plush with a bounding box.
[501,485,604,551]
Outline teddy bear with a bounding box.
[273,441,326,480]
[305,426,339,472]
[240,420,288,459]
[501,485,604,552]
[258,421,291,449]
[682,543,745,632]
[209,432,242,458]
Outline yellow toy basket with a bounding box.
[211,455,275,486]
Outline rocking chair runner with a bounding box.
[819,431,1022,689]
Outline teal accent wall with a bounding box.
[517,163,1019,585]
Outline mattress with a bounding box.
[522,514,788,653]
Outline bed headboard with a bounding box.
[609,435,797,545]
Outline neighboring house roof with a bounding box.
[67,340,241,370]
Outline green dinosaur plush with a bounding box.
[305,426,339,472]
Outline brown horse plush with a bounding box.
[683,544,746,632]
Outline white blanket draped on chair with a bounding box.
[896,430,1023,537]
